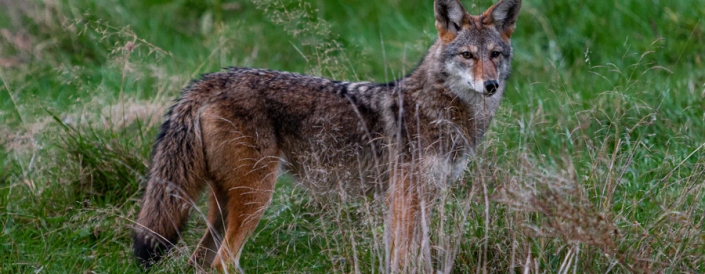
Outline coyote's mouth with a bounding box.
[483,89,496,97]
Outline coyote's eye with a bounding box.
[491,51,502,58]
[460,51,474,59]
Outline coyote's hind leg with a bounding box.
[189,182,229,268]
[199,106,281,272]
[209,156,279,272]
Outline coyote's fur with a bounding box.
[134,0,521,272]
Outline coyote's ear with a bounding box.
[435,0,470,43]
[482,0,522,41]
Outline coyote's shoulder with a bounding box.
[134,0,521,271]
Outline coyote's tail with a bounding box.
[133,75,221,268]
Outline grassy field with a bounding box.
[1,0,704,272]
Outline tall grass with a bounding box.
[1,0,703,272]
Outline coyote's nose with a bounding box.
[484,80,499,95]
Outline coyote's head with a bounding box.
[433,0,521,101]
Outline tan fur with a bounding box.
[133,0,521,272]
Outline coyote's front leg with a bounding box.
[388,166,420,273]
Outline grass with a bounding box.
[1,0,704,272]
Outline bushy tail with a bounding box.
[133,78,217,268]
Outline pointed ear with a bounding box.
[482,0,522,40]
[435,0,470,43]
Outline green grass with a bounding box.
[1,0,704,272]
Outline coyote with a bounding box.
[134,0,521,272]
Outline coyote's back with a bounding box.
[134,0,521,271]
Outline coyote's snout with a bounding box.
[134,0,521,272]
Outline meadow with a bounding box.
[1,0,704,272]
